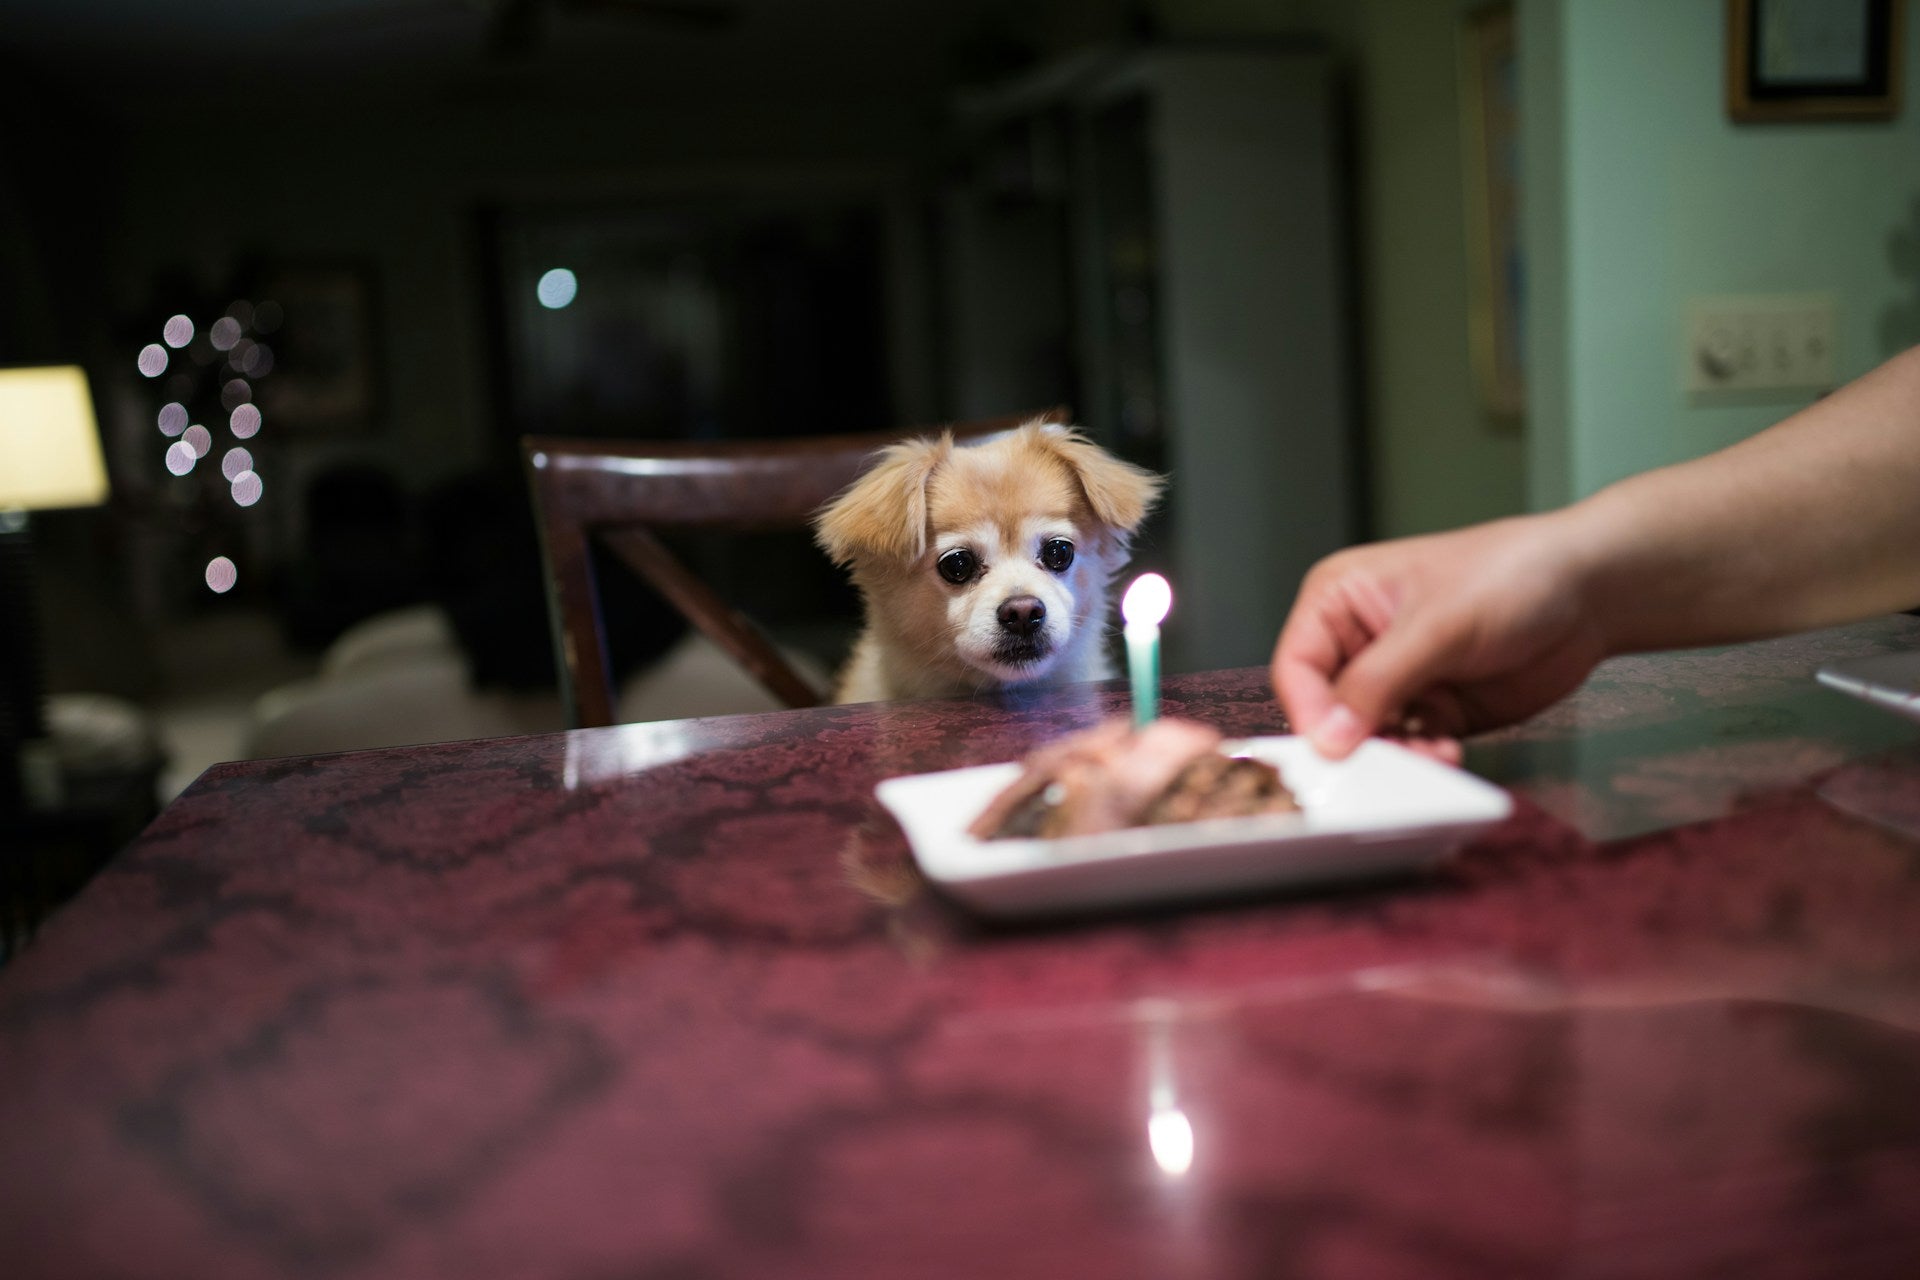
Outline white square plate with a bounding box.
[875,736,1513,917]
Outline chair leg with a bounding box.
[602,526,825,709]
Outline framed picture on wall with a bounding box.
[1727,0,1903,123]
[252,263,382,432]
[1462,2,1524,422]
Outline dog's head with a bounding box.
[815,422,1163,686]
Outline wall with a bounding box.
[62,85,962,649]
[8,1,1163,698]
[60,0,1535,571]
[1159,0,1530,540]
[1526,0,1920,507]
[1353,0,1528,537]
[105,93,942,485]
[1147,48,1358,670]
[1229,0,1920,534]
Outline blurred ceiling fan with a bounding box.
[290,0,743,62]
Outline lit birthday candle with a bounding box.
[1121,572,1172,729]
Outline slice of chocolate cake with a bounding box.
[968,718,1300,841]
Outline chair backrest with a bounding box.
[522,407,1071,727]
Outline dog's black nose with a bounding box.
[997,595,1046,636]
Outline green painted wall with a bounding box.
[1528,0,1920,506]
[1357,0,1528,537]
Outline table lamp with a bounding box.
[0,365,109,812]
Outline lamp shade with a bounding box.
[0,365,109,512]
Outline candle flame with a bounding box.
[1122,572,1172,628]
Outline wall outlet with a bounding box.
[1683,293,1836,395]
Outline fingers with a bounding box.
[1327,611,1468,747]
[1398,685,1474,741]
[1388,735,1464,766]
[1273,546,1477,761]
[1270,594,1347,744]
[1273,559,1424,758]
[1272,646,1337,739]
[1274,519,1583,761]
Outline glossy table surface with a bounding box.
[8,617,1920,1279]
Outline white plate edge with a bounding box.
[872,735,1514,885]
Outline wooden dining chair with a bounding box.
[522,407,1072,728]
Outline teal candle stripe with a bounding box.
[1126,626,1159,728]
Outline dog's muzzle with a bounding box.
[992,595,1052,665]
[997,595,1046,637]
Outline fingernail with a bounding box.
[1311,704,1367,757]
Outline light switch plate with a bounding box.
[1683,293,1836,395]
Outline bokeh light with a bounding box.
[144,297,277,601]
[537,268,578,309]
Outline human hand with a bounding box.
[1271,514,1609,759]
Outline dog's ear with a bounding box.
[1030,424,1164,534]
[814,434,950,566]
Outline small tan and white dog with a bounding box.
[813,421,1164,704]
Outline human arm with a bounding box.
[1274,344,1920,757]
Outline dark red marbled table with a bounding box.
[8,617,1920,1279]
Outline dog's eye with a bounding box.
[936,548,979,584]
[1040,538,1075,572]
